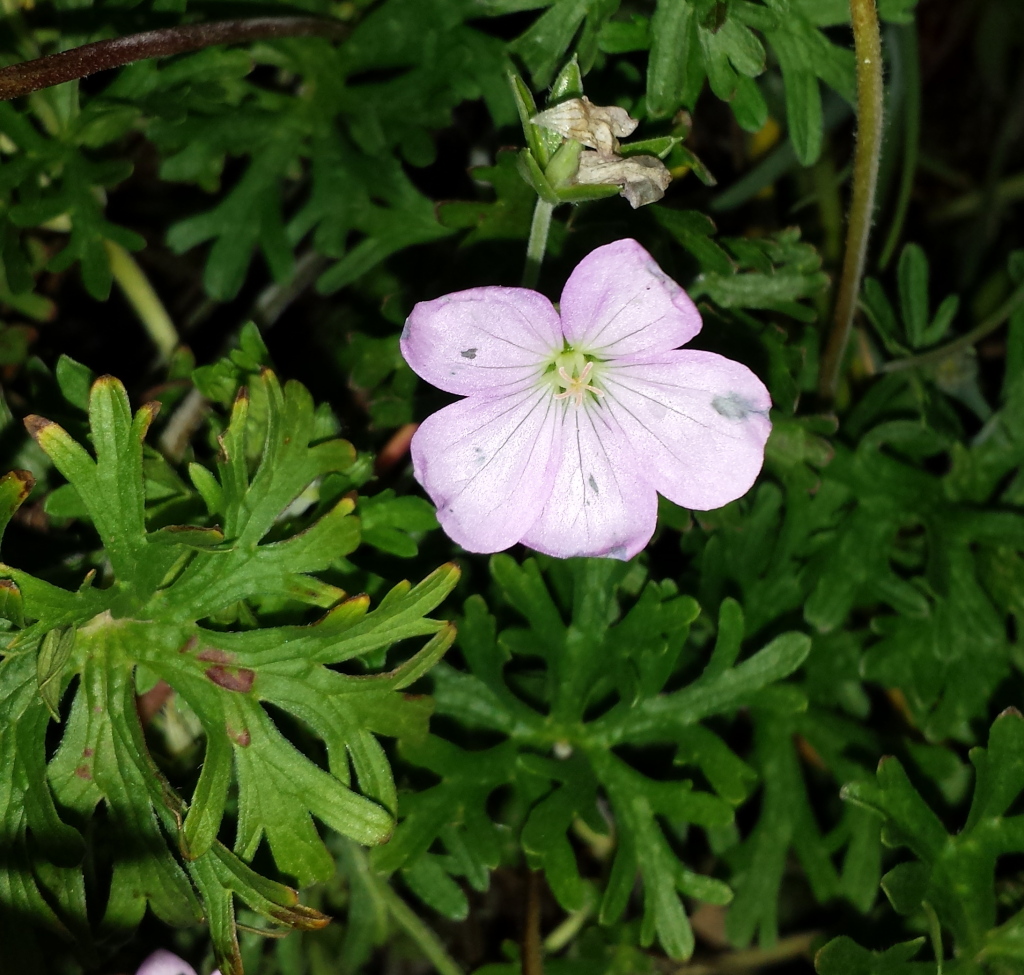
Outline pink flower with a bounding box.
[136,950,220,975]
[401,239,771,559]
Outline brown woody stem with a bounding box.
[0,17,347,101]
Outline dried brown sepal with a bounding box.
[531,96,638,156]
[574,151,673,208]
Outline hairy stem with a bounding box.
[818,0,884,400]
[104,241,178,362]
[523,198,555,289]
[0,17,347,100]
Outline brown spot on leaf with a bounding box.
[135,401,161,440]
[197,648,234,664]
[1,469,35,503]
[83,748,93,757]
[179,635,198,654]
[269,905,331,931]
[228,726,251,747]
[136,680,173,726]
[23,415,54,440]
[74,765,91,780]
[206,666,255,693]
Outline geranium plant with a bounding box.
[1,1,1023,974]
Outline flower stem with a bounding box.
[818,0,884,400]
[0,17,348,100]
[104,241,179,362]
[523,198,555,289]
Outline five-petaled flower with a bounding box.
[400,239,771,560]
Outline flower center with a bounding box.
[550,349,604,407]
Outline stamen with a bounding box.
[553,360,604,406]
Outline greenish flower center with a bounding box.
[545,348,604,406]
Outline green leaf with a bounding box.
[840,712,1024,959]
[898,243,930,348]
[692,228,828,313]
[55,356,95,412]
[36,626,76,721]
[814,937,927,975]
[647,0,701,118]
[2,343,462,968]
[509,0,597,87]
[594,631,811,743]
[0,469,34,549]
[652,207,734,275]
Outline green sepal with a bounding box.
[508,72,553,168]
[517,149,560,204]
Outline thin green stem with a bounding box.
[379,880,464,975]
[878,22,920,270]
[543,891,594,953]
[104,241,179,362]
[879,276,1024,373]
[0,18,347,100]
[523,198,555,289]
[818,0,884,400]
[931,170,1024,223]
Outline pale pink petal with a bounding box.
[602,351,771,511]
[401,287,562,397]
[411,387,561,553]
[558,239,702,357]
[136,951,199,975]
[519,402,656,560]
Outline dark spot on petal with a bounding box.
[75,765,91,779]
[712,393,752,421]
[588,474,599,493]
[206,666,255,693]
[197,648,234,664]
[460,348,478,359]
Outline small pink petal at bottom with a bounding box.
[136,950,220,975]
[520,402,657,560]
